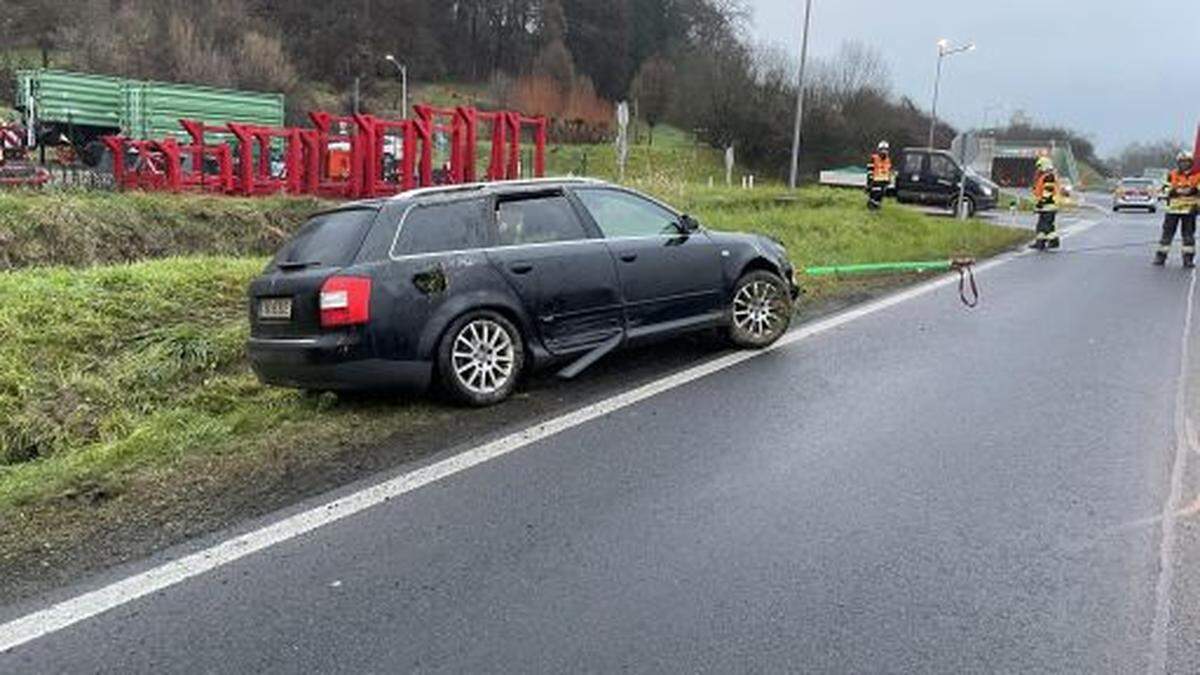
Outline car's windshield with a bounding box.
[1121,179,1154,188]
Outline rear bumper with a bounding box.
[247,335,433,391]
[1114,198,1156,208]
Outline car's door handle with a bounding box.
[509,262,534,275]
[618,252,638,263]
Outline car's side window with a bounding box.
[495,194,588,246]
[903,153,924,175]
[929,155,958,180]
[574,188,679,239]
[392,200,485,257]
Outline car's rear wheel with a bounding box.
[438,310,524,406]
[727,270,792,349]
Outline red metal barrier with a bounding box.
[179,120,235,193]
[227,123,305,196]
[99,104,552,198]
[354,114,421,196]
[307,112,366,198]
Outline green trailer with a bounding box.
[15,68,284,161]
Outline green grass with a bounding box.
[547,124,729,185]
[0,257,441,510]
[0,184,1028,516]
[0,190,331,270]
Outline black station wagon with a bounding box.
[248,178,798,405]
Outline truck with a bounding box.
[15,69,284,166]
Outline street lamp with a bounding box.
[788,0,814,190]
[927,39,975,149]
[384,54,409,118]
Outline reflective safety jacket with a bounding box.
[1034,171,1059,213]
[1165,169,1200,215]
[868,153,892,184]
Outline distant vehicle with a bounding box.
[247,178,799,405]
[892,148,999,216]
[1112,177,1158,213]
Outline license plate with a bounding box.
[258,297,292,320]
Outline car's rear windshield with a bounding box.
[1121,179,1154,187]
[273,208,378,269]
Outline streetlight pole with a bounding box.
[385,55,408,118]
[927,39,975,149]
[788,0,813,190]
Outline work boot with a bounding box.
[1028,239,1045,251]
[1184,254,1195,269]
[1046,237,1061,250]
[1153,251,1168,266]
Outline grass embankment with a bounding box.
[0,185,1026,525]
[0,191,330,270]
[0,258,444,516]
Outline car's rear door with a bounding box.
[572,187,723,334]
[484,190,624,354]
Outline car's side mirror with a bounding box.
[679,214,701,233]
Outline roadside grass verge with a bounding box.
[0,256,444,516]
[0,190,331,270]
[0,186,1027,521]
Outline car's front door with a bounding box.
[926,153,962,206]
[484,191,624,354]
[572,187,723,334]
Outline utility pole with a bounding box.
[788,0,813,190]
[353,76,361,115]
[385,55,409,118]
[928,39,975,149]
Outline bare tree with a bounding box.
[1111,140,1187,178]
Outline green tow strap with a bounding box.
[802,260,953,276]
[802,258,980,307]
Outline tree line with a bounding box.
[3,0,963,177]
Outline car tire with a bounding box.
[437,310,525,406]
[950,195,976,218]
[726,270,793,349]
[1112,206,1120,212]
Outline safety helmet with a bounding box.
[877,141,890,152]
[1036,156,1054,172]
[1177,151,1193,167]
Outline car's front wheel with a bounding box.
[438,310,525,406]
[727,270,793,349]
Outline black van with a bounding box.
[892,148,999,216]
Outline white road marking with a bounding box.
[1147,267,1198,675]
[0,220,1098,654]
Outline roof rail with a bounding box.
[395,176,605,200]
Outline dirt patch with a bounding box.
[0,272,932,606]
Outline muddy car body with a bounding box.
[247,178,798,404]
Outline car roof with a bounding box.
[1120,177,1154,183]
[394,177,609,202]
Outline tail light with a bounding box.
[319,276,371,328]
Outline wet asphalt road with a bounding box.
[5,207,1200,673]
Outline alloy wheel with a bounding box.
[451,319,516,395]
[732,279,785,339]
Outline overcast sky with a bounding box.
[747,0,1200,156]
